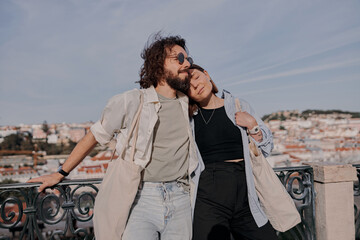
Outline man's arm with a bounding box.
[27,131,98,192]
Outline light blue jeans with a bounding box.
[122,181,192,240]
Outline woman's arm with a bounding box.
[235,111,263,142]
[235,99,274,157]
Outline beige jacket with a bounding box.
[90,86,203,215]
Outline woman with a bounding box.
[188,64,278,240]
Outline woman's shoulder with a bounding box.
[222,89,251,108]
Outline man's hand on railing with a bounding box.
[27,172,65,192]
[26,132,98,193]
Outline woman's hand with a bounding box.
[235,111,263,142]
[27,172,64,192]
[235,111,257,129]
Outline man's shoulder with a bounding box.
[105,88,141,105]
[113,88,142,98]
[123,88,142,98]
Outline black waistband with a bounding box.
[204,161,245,172]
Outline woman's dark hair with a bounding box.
[189,64,218,94]
[138,33,187,88]
[188,64,219,117]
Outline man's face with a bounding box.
[163,45,192,92]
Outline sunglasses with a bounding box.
[169,52,193,66]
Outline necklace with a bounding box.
[198,107,215,125]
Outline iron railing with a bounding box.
[0,179,100,239]
[274,166,316,240]
[0,167,316,240]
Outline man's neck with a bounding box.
[155,82,177,99]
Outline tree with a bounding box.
[42,120,49,135]
[0,179,19,185]
[42,120,50,144]
[0,133,33,151]
[280,113,286,121]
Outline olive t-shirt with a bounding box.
[143,93,189,183]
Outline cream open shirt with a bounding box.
[90,86,204,217]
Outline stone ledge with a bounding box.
[304,162,357,183]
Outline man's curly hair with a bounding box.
[138,33,188,88]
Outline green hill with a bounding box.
[262,109,360,122]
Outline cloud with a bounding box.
[235,74,360,96]
[1,0,360,125]
[222,36,360,84]
[224,58,360,86]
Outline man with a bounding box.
[28,34,204,240]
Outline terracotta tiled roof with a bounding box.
[77,163,109,173]
[0,203,27,224]
[285,145,306,149]
[335,147,360,151]
[91,150,118,161]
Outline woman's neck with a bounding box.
[199,94,224,109]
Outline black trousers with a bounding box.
[193,161,278,240]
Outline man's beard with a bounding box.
[164,70,190,93]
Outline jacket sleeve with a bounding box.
[239,99,274,157]
[90,93,128,146]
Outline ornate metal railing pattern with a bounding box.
[353,164,360,239]
[0,179,101,240]
[0,167,316,240]
[274,166,316,240]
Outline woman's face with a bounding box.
[188,69,213,103]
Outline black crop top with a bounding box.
[194,106,244,164]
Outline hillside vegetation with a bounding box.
[262,109,360,122]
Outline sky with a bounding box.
[1,0,360,126]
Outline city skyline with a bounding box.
[1,0,360,125]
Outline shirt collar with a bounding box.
[221,89,232,99]
[144,85,189,104]
[143,85,159,103]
